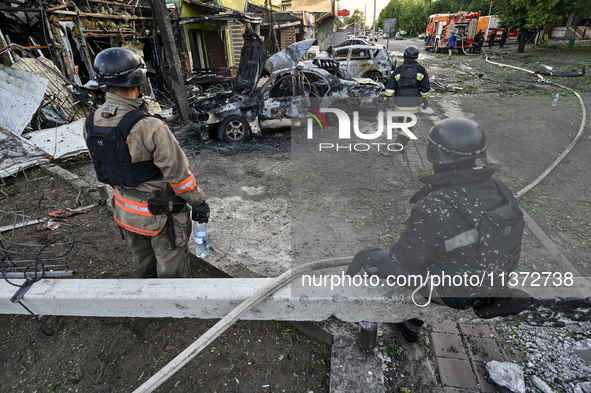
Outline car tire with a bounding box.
[219,115,251,142]
[325,102,348,126]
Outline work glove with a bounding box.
[191,201,210,223]
[422,98,429,109]
[345,250,397,278]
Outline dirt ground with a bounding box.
[1,38,591,392]
[0,172,331,393]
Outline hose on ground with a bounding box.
[484,55,587,199]
[132,257,352,393]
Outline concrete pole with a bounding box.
[152,0,190,121]
[372,0,376,37]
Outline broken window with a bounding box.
[350,48,370,60]
[302,71,329,98]
[269,75,296,98]
[334,48,349,61]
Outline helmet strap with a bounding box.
[433,160,476,173]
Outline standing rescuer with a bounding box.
[84,47,210,278]
[384,45,431,148]
[346,118,532,342]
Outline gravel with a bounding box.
[496,322,591,392]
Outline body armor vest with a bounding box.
[85,110,163,187]
[397,63,418,89]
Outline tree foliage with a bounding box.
[377,0,501,34]
[345,9,367,29]
[497,0,589,29]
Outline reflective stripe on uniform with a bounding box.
[394,75,401,81]
[114,216,161,236]
[171,173,196,194]
[444,228,479,252]
[417,73,425,81]
[114,193,153,216]
[385,89,394,97]
[394,105,420,113]
[421,91,431,98]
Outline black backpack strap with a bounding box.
[85,110,96,132]
[113,110,151,140]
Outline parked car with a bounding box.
[395,32,404,40]
[418,33,426,39]
[330,44,395,83]
[333,38,372,48]
[368,34,379,42]
[190,35,383,142]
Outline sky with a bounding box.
[337,0,392,29]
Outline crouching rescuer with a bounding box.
[84,47,210,278]
[384,45,430,149]
[346,118,533,342]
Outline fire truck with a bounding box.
[425,11,481,52]
[476,15,518,44]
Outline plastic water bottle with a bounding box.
[193,221,209,258]
[552,93,560,106]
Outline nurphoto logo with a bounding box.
[305,106,418,152]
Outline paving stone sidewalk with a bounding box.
[431,320,515,393]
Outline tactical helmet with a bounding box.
[94,47,147,88]
[427,118,487,165]
[403,45,419,59]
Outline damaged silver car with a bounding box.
[331,45,394,83]
[190,34,383,142]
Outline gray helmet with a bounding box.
[427,118,487,165]
[94,47,147,88]
[403,45,419,59]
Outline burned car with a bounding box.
[330,45,394,83]
[190,34,383,142]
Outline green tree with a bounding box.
[497,0,588,52]
[346,9,367,30]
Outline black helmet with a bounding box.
[403,45,419,59]
[94,47,147,88]
[427,118,487,165]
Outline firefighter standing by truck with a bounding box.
[84,47,210,279]
[384,45,431,148]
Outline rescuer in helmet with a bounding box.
[346,118,531,342]
[384,45,431,148]
[84,47,210,278]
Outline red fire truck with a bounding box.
[425,11,481,52]
[476,16,518,44]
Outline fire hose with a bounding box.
[133,257,352,393]
[483,55,588,199]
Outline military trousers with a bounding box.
[122,211,192,278]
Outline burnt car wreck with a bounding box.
[190,34,384,142]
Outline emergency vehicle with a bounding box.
[425,11,480,52]
[475,15,518,44]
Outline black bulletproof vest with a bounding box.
[397,63,418,89]
[85,110,163,187]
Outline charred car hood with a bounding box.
[265,39,317,74]
[235,33,267,93]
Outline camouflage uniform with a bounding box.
[84,93,206,278]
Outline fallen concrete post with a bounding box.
[2,276,589,324]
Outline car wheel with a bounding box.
[219,115,251,142]
[325,103,348,126]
